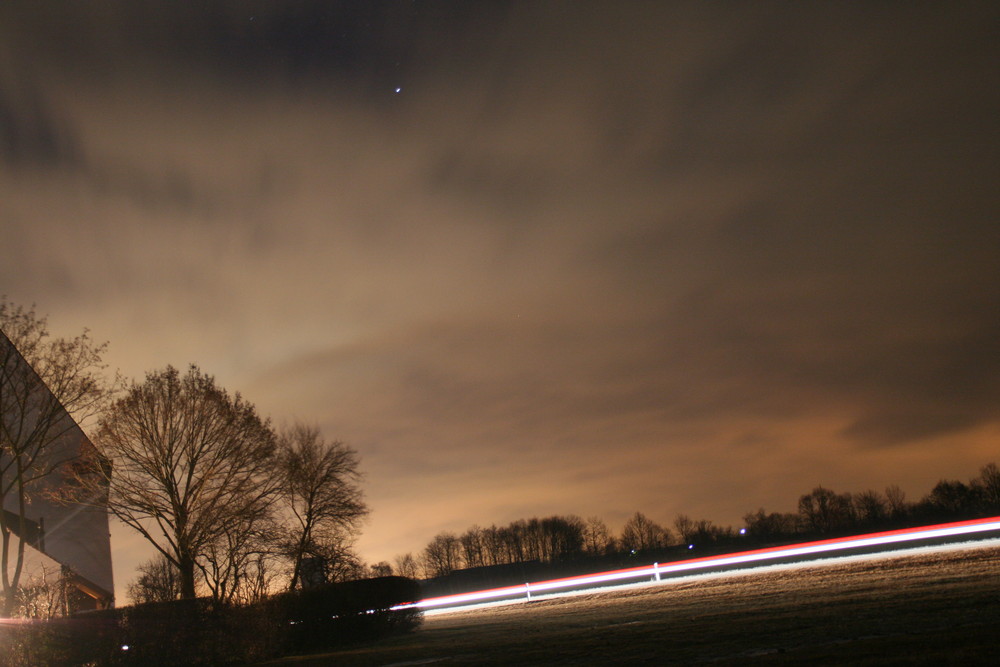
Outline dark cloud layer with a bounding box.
[0,79,79,169]
[2,3,998,594]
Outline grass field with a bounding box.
[264,541,1000,665]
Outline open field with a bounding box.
[265,541,1000,665]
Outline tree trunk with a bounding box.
[1,587,15,617]
[179,553,197,599]
[289,556,301,593]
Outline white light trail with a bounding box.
[395,515,1000,613]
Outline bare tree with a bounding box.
[798,486,855,534]
[676,517,729,546]
[582,516,614,556]
[499,521,528,563]
[459,526,485,569]
[976,463,1000,510]
[479,525,505,566]
[14,565,71,620]
[422,532,462,578]
[853,489,888,525]
[674,514,696,544]
[197,508,278,605]
[620,512,671,553]
[77,365,279,599]
[884,484,908,518]
[925,479,980,515]
[238,552,280,604]
[322,536,367,583]
[522,518,544,561]
[393,552,419,579]
[369,561,393,578]
[742,508,799,541]
[127,554,182,605]
[277,424,367,591]
[0,299,114,615]
[540,515,585,561]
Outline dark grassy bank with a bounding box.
[261,542,999,665]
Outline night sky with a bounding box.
[2,2,998,599]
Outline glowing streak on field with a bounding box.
[394,516,1000,613]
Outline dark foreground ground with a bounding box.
[262,542,1000,665]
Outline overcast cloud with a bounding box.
[2,2,998,598]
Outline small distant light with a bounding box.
[121,645,130,652]
[394,87,402,94]
[740,528,747,535]
[630,549,637,555]
[688,544,694,550]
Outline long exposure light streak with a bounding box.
[396,516,1000,613]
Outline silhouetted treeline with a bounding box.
[397,462,1000,579]
[420,516,588,578]
[749,462,1000,541]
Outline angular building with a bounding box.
[0,328,114,612]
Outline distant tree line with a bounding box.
[748,463,1000,541]
[388,462,1000,579]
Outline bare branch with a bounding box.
[276,424,368,591]
[73,364,279,600]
